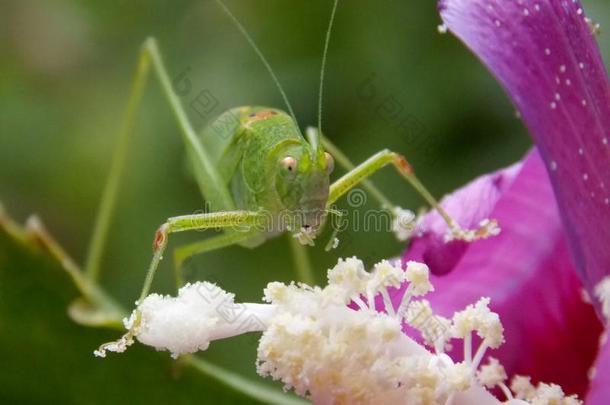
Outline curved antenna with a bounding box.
[214,0,300,130]
[318,0,340,136]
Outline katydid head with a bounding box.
[271,0,339,246]
[214,0,340,244]
[274,136,334,241]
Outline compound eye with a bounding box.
[281,156,298,173]
[324,152,334,174]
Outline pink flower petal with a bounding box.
[405,160,521,275]
[400,150,602,396]
[439,0,610,316]
[587,335,610,404]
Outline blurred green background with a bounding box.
[1,1,608,403]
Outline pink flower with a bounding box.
[399,1,610,401]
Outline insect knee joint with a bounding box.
[152,223,170,252]
[393,153,413,176]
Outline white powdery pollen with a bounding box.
[327,256,370,300]
[368,260,405,291]
[594,276,610,322]
[510,375,582,404]
[405,261,434,296]
[511,375,537,400]
[103,282,270,359]
[257,311,445,403]
[132,283,224,356]
[392,206,417,241]
[445,218,501,243]
[452,297,505,349]
[477,357,507,388]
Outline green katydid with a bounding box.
[94,0,494,356]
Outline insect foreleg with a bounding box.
[95,210,261,358]
[139,210,261,303]
[315,128,395,210]
[326,150,477,239]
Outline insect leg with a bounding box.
[84,41,153,280]
[84,37,235,282]
[94,211,260,357]
[315,128,395,210]
[173,230,257,288]
[139,210,261,303]
[326,149,489,240]
[142,37,235,211]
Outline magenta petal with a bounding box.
[439,0,610,314]
[401,150,602,396]
[405,161,521,275]
[587,336,610,404]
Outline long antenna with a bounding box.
[318,0,339,135]
[214,0,300,129]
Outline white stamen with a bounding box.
[97,257,582,404]
[477,357,507,388]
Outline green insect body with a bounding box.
[197,106,332,248]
